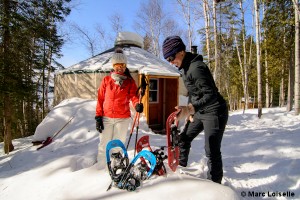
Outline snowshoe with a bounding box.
[106,139,129,191]
[136,135,167,176]
[117,149,156,191]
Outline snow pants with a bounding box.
[178,103,228,183]
[97,117,130,167]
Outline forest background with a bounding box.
[1,0,299,153]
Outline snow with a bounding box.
[1,97,300,200]
[115,32,144,49]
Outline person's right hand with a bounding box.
[174,104,194,122]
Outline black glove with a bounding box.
[135,103,143,113]
[95,116,104,133]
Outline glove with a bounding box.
[95,116,104,133]
[135,103,143,113]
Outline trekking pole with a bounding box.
[133,74,148,156]
[126,112,138,150]
[133,94,143,156]
[126,74,148,153]
[126,91,142,151]
[133,112,140,156]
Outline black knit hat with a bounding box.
[162,36,186,59]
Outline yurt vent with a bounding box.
[115,32,144,48]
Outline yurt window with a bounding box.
[149,79,158,103]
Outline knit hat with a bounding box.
[111,48,127,65]
[162,36,186,59]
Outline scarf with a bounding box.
[111,72,127,86]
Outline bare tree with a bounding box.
[71,24,98,56]
[202,0,211,69]
[254,0,262,118]
[293,0,300,115]
[233,0,251,112]
[109,13,124,34]
[212,0,219,85]
[109,12,124,45]
[135,0,166,57]
[95,24,111,51]
[176,0,194,51]
[262,3,271,108]
[161,18,183,39]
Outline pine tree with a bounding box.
[0,0,71,153]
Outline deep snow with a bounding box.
[1,97,299,200]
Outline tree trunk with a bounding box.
[270,87,273,107]
[2,0,14,153]
[240,1,249,110]
[177,0,193,51]
[254,0,262,118]
[279,70,285,107]
[234,30,245,112]
[265,50,270,107]
[212,0,219,87]
[287,52,295,112]
[203,0,211,69]
[294,0,300,115]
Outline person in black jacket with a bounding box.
[162,36,228,184]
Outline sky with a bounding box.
[0,97,299,200]
[57,0,178,67]
[57,0,255,69]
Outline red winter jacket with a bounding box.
[95,75,139,118]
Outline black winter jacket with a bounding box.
[179,52,226,114]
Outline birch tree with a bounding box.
[109,13,124,44]
[72,24,99,56]
[213,0,219,84]
[135,0,165,57]
[233,0,252,111]
[176,0,194,51]
[293,0,300,115]
[110,13,124,34]
[262,2,271,108]
[254,0,262,118]
[203,0,211,69]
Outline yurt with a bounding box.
[54,32,187,131]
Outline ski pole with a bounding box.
[126,112,138,150]
[37,115,74,150]
[134,112,140,156]
[126,74,148,151]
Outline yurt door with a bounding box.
[147,77,178,131]
[148,78,163,130]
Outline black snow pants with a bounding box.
[178,103,228,183]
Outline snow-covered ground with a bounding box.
[1,98,299,200]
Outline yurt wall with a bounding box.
[54,71,139,106]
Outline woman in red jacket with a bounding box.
[95,48,143,169]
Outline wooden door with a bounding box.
[148,78,163,130]
[147,77,178,131]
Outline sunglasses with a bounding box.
[113,63,126,68]
[167,51,180,62]
[167,55,176,62]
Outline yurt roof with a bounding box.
[57,46,180,77]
